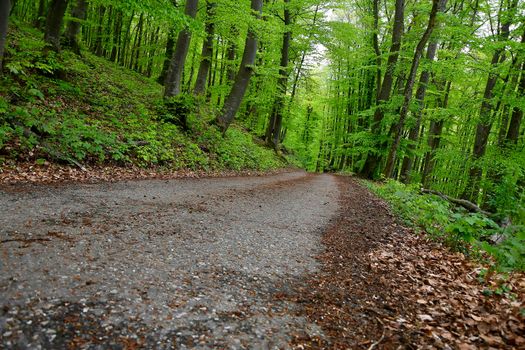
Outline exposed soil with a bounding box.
[1,172,523,349]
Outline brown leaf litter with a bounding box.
[289,176,524,349]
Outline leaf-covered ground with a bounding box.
[291,176,525,349]
[0,162,291,185]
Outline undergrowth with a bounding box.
[367,180,525,272]
[0,22,287,172]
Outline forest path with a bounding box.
[0,171,341,348]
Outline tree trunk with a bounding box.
[158,28,175,84]
[164,0,199,97]
[506,30,525,144]
[372,0,382,98]
[462,0,516,201]
[64,0,87,54]
[421,79,450,187]
[288,4,320,109]
[0,0,10,74]
[399,39,441,182]
[132,13,144,72]
[217,0,263,133]
[384,0,443,179]
[184,40,198,93]
[146,26,160,77]
[93,5,106,56]
[110,9,122,62]
[360,0,404,179]
[265,0,291,150]
[226,25,238,83]
[506,61,524,144]
[44,0,69,51]
[194,1,216,95]
[119,11,134,66]
[35,0,46,29]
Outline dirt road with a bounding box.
[1,172,340,348]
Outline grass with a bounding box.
[0,22,287,172]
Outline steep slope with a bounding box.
[0,23,287,177]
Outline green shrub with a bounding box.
[368,180,525,271]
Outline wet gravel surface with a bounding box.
[0,171,339,349]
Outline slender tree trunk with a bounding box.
[422,81,451,186]
[164,0,199,97]
[226,25,238,83]
[119,11,134,66]
[214,40,225,104]
[217,0,263,133]
[360,0,405,178]
[64,0,87,54]
[184,41,198,93]
[288,4,320,109]
[194,1,216,95]
[35,0,46,29]
[0,1,10,50]
[146,26,160,77]
[401,37,438,183]
[110,9,122,62]
[158,28,175,84]
[384,0,441,178]
[93,5,106,56]
[265,0,291,149]
[462,0,516,201]
[132,13,144,72]
[157,0,177,82]
[505,30,525,144]
[44,0,69,51]
[0,0,10,74]
[506,61,525,144]
[372,0,382,97]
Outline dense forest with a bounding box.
[0,1,524,263]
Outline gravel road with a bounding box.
[0,171,340,349]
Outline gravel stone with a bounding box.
[1,172,339,348]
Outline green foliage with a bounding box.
[0,23,288,173]
[368,180,525,272]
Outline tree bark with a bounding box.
[0,0,10,75]
[265,0,291,150]
[506,29,525,144]
[226,25,239,83]
[384,0,442,179]
[110,9,122,62]
[158,28,176,84]
[93,5,106,56]
[44,0,69,51]
[119,11,134,67]
[400,0,447,183]
[157,0,177,83]
[360,0,405,179]
[194,1,216,95]
[64,0,87,54]
[35,0,46,29]
[132,13,144,72]
[372,0,381,97]
[217,0,263,134]
[164,0,199,97]
[0,0,10,74]
[288,4,320,109]
[462,0,516,201]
